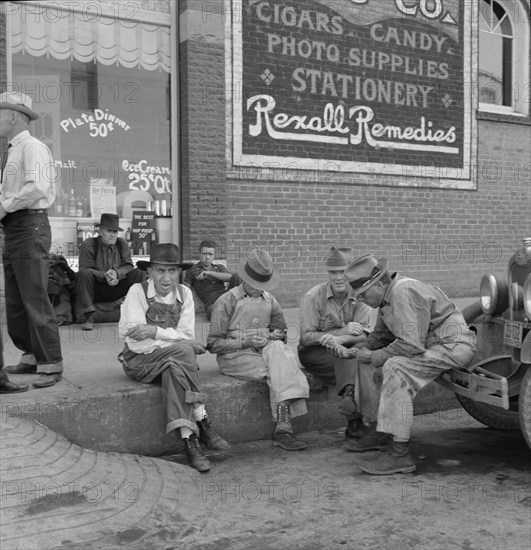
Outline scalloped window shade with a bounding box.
[10,3,170,72]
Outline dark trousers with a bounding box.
[0,335,8,384]
[298,345,357,395]
[74,267,145,319]
[1,212,63,372]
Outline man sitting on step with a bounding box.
[330,253,477,475]
[118,243,230,473]
[298,247,380,442]
[207,248,310,451]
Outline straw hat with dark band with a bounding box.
[0,91,39,121]
[237,248,280,291]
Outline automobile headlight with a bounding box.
[524,273,531,319]
[479,273,509,315]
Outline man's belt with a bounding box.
[5,208,48,217]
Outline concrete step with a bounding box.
[1,304,474,456]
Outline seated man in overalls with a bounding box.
[118,243,230,472]
[207,248,310,451]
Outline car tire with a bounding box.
[518,366,531,450]
[455,394,521,431]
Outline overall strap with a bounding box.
[141,280,154,305]
[142,280,184,305]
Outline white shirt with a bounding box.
[119,280,195,354]
[0,130,57,219]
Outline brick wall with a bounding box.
[180,1,530,306]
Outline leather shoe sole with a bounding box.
[272,432,308,451]
[33,374,62,388]
[4,363,37,375]
[0,381,29,393]
[344,433,392,452]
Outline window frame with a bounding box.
[478,0,530,117]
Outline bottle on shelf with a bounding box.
[67,189,77,217]
[76,196,83,217]
[54,190,64,216]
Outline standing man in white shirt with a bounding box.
[1,91,63,388]
[118,243,230,472]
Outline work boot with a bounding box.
[183,433,211,472]
[272,402,307,451]
[344,422,392,452]
[197,416,231,452]
[0,380,29,393]
[81,313,95,331]
[4,363,37,375]
[345,417,367,440]
[33,373,62,388]
[339,384,357,416]
[360,441,416,475]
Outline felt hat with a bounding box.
[0,91,39,121]
[137,243,191,271]
[237,248,280,291]
[97,213,123,232]
[326,247,354,271]
[344,254,388,296]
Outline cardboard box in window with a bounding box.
[77,223,98,246]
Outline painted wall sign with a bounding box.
[228,0,475,184]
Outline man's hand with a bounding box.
[242,335,268,350]
[269,328,285,341]
[343,322,364,336]
[319,333,340,347]
[196,270,214,281]
[125,324,157,340]
[325,343,358,359]
[182,339,207,355]
[105,269,119,286]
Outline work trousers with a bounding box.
[1,212,63,373]
[75,267,145,319]
[120,342,206,435]
[299,346,381,423]
[377,340,477,440]
[298,345,357,392]
[217,340,309,423]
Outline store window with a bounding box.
[7,0,173,221]
[479,0,530,115]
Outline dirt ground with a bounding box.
[162,411,530,550]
